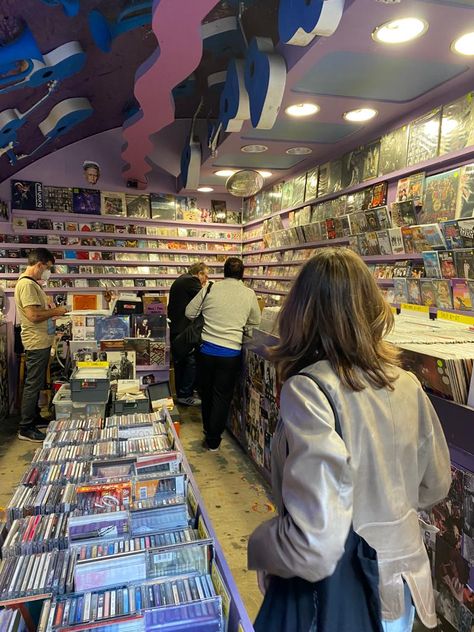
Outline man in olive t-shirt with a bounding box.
[14,249,68,442]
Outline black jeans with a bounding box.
[197,352,241,449]
[172,349,197,399]
[21,347,51,428]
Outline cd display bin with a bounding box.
[0,409,254,632]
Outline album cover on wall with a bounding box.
[100,191,126,217]
[369,183,388,209]
[362,141,380,181]
[422,251,442,278]
[396,172,425,204]
[150,193,176,220]
[390,200,418,227]
[378,126,409,175]
[43,185,73,212]
[456,163,474,219]
[432,280,453,309]
[281,180,294,210]
[317,162,330,198]
[11,179,44,210]
[406,108,441,166]
[419,168,460,224]
[132,314,167,339]
[439,93,474,155]
[72,188,101,215]
[341,149,365,189]
[327,160,343,194]
[291,174,307,208]
[126,194,150,218]
[305,168,318,201]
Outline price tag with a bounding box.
[77,361,109,368]
[437,310,474,326]
[400,303,430,317]
[390,306,397,314]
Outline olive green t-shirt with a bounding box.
[14,276,55,351]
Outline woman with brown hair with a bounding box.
[248,248,451,632]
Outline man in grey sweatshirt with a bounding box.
[185,257,261,450]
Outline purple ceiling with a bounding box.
[1,0,474,193]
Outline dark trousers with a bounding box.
[21,347,51,428]
[172,350,197,398]
[197,352,241,449]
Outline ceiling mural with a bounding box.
[0,0,474,195]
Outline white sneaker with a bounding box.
[176,396,201,406]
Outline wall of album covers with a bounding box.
[242,91,474,317]
[0,180,242,301]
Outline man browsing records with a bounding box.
[168,262,209,406]
[14,248,68,442]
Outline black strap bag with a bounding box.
[254,372,383,632]
[171,282,212,360]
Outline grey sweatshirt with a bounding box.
[185,278,261,350]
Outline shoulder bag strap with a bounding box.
[299,371,343,440]
[196,281,213,316]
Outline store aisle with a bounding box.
[176,404,271,621]
[0,415,37,512]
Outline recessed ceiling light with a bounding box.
[286,147,313,155]
[372,17,428,44]
[197,187,213,192]
[258,171,272,178]
[343,108,378,122]
[241,144,268,153]
[214,169,236,177]
[285,103,320,117]
[452,32,474,56]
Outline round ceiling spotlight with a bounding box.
[258,171,273,178]
[197,187,214,192]
[214,169,236,177]
[343,108,378,122]
[452,32,474,56]
[241,144,268,153]
[285,103,320,117]
[286,146,313,155]
[372,17,428,44]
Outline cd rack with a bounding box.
[0,408,254,631]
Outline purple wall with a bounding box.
[0,127,242,211]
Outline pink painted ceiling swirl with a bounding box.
[121,0,219,187]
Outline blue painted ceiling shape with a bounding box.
[212,152,306,169]
[243,118,359,143]
[292,51,468,103]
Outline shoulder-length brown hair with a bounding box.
[270,248,400,391]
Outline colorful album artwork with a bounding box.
[72,188,101,215]
[419,168,460,224]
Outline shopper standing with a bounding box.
[247,248,451,632]
[186,257,261,451]
[168,262,209,406]
[14,248,68,442]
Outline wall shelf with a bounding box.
[242,236,349,255]
[8,228,241,245]
[243,145,474,228]
[11,208,242,230]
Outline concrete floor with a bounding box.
[0,408,431,630]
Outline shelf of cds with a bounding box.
[0,407,253,632]
[1,181,242,297]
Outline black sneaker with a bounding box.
[201,439,220,452]
[33,416,50,429]
[18,426,46,443]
